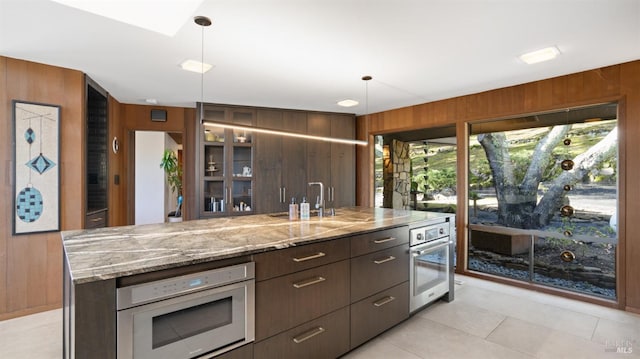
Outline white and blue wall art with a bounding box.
[13,100,60,235]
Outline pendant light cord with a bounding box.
[200,22,204,122]
[194,15,212,123]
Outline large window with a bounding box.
[467,103,618,299]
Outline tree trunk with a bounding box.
[532,126,618,227]
[478,125,615,229]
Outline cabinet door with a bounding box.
[330,114,355,208]
[281,111,307,205]
[306,113,331,203]
[255,260,350,340]
[350,244,409,302]
[254,307,349,359]
[350,282,409,349]
[255,110,283,214]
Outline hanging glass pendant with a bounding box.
[561,159,574,171]
[563,184,572,191]
[564,138,571,146]
[564,230,573,237]
[560,250,576,262]
[560,205,574,217]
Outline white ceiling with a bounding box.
[1,0,639,115]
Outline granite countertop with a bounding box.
[62,207,453,284]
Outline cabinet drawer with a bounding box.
[254,307,349,359]
[85,210,107,229]
[216,343,253,359]
[255,260,350,340]
[254,239,349,281]
[350,226,408,257]
[351,281,409,349]
[351,244,408,302]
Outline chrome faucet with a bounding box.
[308,182,324,217]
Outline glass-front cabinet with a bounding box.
[199,104,255,217]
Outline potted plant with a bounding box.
[160,149,183,222]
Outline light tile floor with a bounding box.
[346,275,640,359]
[0,274,638,358]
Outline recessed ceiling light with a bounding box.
[337,99,359,107]
[180,59,213,73]
[50,0,204,36]
[145,98,158,104]
[519,46,561,64]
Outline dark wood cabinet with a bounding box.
[254,307,349,359]
[350,244,409,303]
[348,226,410,349]
[198,104,354,217]
[217,344,254,359]
[350,282,409,349]
[253,239,349,281]
[255,110,307,214]
[85,76,108,228]
[350,226,409,257]
[307,113,355,209]
[255,260,350,341]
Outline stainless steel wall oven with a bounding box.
[117,262,255,359]
[409,217,455,313]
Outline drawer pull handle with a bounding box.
[292,252,326,262]
[373,237,396,244]
[90,217,103,222]
[373,296,396,307]
[293,276,326,289]
[292,326,325,344]
[373,255,396,264]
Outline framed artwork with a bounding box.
[13,100,60,235]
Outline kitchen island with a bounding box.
[62,207,454,359]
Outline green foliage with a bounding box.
[160,149,182,195]
[425,168,457,192]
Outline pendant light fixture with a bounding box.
[194,15,211,123]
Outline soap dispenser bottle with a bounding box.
[300,196,310,220]
[289,197,299,220]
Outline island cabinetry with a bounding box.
[349,226,410,349]
[253,239,350,356]
[253,238,349,281]
[216,344,254,359]
[254,109,307,214]
[198,104,255,217]
[254,306,349,359]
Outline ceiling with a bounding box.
[1,0,639,115]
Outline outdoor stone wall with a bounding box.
[382,139,412,209]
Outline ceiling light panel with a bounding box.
[180,59,213,74]
[49,0,204,36]
[337,99,359,107]
[519,46,561,65]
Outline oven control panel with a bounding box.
[117,262,255,310]
[410,221,450,246]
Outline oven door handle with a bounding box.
[411,239,450,256]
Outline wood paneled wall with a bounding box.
[1,57,84,320]
[356,60,640,313]
[0,57,196,319]
[116,104,195,223]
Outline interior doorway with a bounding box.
[131,131,183,225]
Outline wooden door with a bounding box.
[330,114,356,207]
[255,109,283,214]
[281,111,308,205]
[306,113,331,205]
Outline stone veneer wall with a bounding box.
[382,140,411,209]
